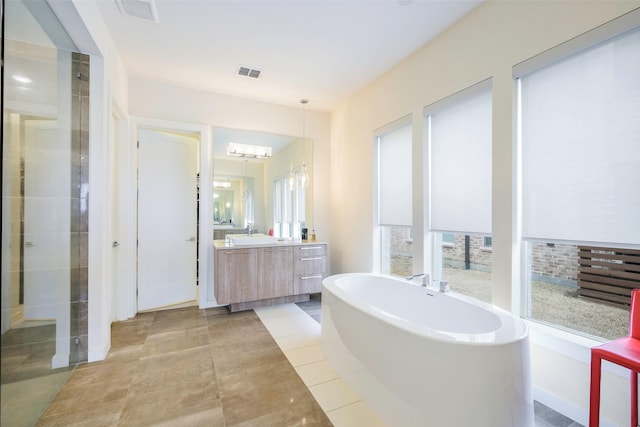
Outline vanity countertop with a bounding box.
[213,239,326,250]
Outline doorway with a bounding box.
[137,128,199,311]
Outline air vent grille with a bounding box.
[116,0,159,23]
[238,66,262,79]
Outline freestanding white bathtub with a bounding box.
[321,273,534,427]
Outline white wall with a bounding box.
[329,1,639,426]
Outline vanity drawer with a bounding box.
[295,244,327,258]
[294,244,327,294]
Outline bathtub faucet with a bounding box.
[406,273,429,287]
[439,280,450,293]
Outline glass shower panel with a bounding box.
[2,1,88,424]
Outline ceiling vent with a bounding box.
[115,0,159,23]
[238,66,262,79]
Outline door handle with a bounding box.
[24,241,35,248]
[186,236,196,242]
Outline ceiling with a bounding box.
[96,0,482,112]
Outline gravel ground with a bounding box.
[444,266,629,340]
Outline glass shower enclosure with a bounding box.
[1,0,89,424]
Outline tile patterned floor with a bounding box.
[22,295,584,426]
[34,306,330,426]
[255,302,385,426]
[1,324,77,427]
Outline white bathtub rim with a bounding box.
[322,272,529,346]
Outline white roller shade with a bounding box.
[520,28,640,245]
[428,85,492,234]
[378,123,412,226]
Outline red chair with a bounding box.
[590,288,640,427]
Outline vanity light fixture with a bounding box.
[226,142,272,158]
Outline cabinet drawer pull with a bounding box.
[300,246,323,251]
[301,275,323,280]
[300,257,322,261]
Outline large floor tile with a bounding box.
[309,378,360,412]
[327,400,387,427]
[284,343,325,367]
[274,330,321,351]
[141,325,210,356]
[295,359,340,387]
[118,380,220,426]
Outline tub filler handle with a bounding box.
[406,273,429,287]
[300,275,323,280]
[300,257,322,261]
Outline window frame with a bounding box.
[373,115,413,275]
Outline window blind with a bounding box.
[520,28,640,245]
[378,123,412,226]
[428,84,492,234]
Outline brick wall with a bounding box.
[388,226,412,277]
[387,228,578,283]
[530,242,578,283]
[442,235,492,269]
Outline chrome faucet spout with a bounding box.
[406,273,429,287]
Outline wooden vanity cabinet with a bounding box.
[257,247,294,299]
[215,248,258,304]
[214,242,328,307]
[294,244,327,294]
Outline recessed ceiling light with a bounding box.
[13,75,32,84]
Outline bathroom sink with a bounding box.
[227,234,280,246]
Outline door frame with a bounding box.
[121,117,212,319]
[109,101,130,322]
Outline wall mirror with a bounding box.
[213,127,313,239]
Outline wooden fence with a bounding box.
[577,246,640,307]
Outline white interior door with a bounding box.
[137,128,198,311]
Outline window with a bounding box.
[375,118,412,277]
[425,80,493,300]
[442,233,454,245]
[483,236,492,249]
[273,168,307,239]
[518,24,640,339]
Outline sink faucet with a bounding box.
[406,273,429,287]
[246,223,255,236]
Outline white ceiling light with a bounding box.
[226,142,272,159]
[115,0,159,23]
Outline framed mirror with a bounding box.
[213,127,312,240]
